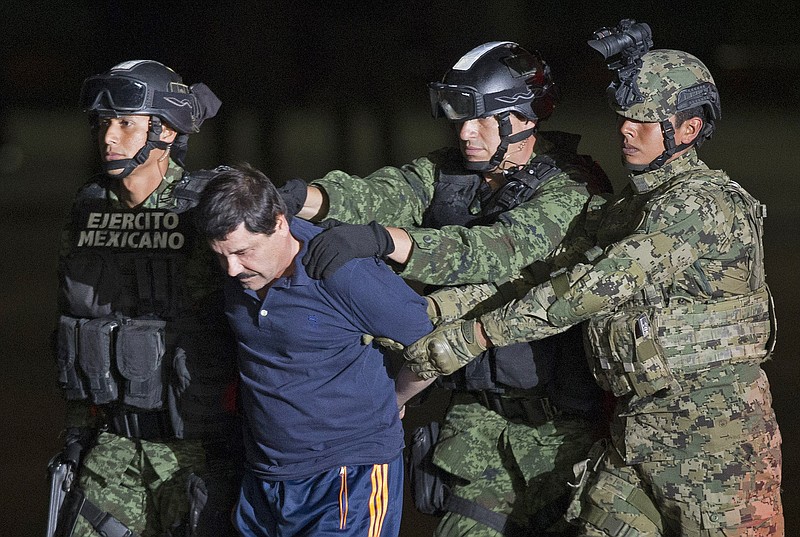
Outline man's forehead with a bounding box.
[214,223,266,248]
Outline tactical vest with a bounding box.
[421,155,564,230]
[56,168,236,439]
[584,174,776,399]
[424,145,608,406]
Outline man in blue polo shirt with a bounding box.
[195,164,433,537]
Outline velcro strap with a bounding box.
[551,270,570,298]
[580,504,638,537]
[445,494,525,536]
[80,496,137,537]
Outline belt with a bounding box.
[104,408,174,441]
[466,391,558,426]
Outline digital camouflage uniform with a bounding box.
[313,132,609,536]
[58,160,240,537]
[418,148,783,535]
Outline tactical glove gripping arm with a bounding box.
[303,220,395,279]
[403,319,487,379]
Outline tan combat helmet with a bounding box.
[614,49,721,139]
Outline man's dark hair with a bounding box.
[196,163,288,241]
[674,105,706,129]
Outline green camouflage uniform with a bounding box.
[440,148,783,535]
[313,133,607,286]
[313,134,609,536]
[58,161,240,537]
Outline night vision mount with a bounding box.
[588,19,653,110]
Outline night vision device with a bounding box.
[588,19,653,110]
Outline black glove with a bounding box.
[303,220,394,279]
[277,178,308,215]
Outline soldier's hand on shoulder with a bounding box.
[303,220,394,279]
[277,178,308,216]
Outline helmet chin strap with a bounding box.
[464,112,537,172]
[102,117,171,179]
[626,118,693,174]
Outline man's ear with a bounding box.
[275,213,290,235]
[679,116,704,145]
[160,123,178,143]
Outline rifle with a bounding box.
[46,430,91,537]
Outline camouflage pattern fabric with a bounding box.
[311,134,607,285]
[578,419,782,536]
[71,433,207,536]
[478,150,770,340]
[432,396,596,536]
[614,49,717,123]
[451,149,784,532]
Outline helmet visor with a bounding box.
[429,83,482,121]
[80,75,149,112]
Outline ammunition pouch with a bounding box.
[585,308,680,398]
[585,287,774,398]
[56,316,88,401]
[57,315,169,410]
[57,315,182,440]
[77,318,121,404]
[116,318,167,410]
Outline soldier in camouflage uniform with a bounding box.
[403,48,784,536]
[52,61,240,536]
[280,42,611,536]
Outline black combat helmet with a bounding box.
[80,60,221,177]
[429,42,558,171]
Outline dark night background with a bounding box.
[2,1,799,535]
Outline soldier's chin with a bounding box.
[103,161,127,176]
[621,154,641,166]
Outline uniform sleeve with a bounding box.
[311,155,438,228]
[330,259,433,346]
[481,185,732,346]
[400,174,596,285]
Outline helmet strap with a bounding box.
[626,118,693,173]
[101,116,171,179]
[464,112,537,172]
